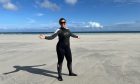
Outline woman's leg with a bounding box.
[56,46,65,81]
[65,47,77,76]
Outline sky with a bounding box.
[0,0,140,32]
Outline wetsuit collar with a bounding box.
[60,27,69,29]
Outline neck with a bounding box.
[61,26,66,28]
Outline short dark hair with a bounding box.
[59,18,66,24]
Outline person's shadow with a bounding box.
[3,64,68,79]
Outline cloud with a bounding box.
[0,0,18,11]
[36,13,45,16]
[104,21,140,31]
[3,2,17,11]
[65,0,78,5]
[27,18,36,24]
[113,0,140,4]
[68,21,103,28]
[86,21,103,28]
[67,21,103,32]
[96,0,140,5]
[39,0,60,11]
[0,0,10,3]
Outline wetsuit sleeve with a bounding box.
[45,29,60,40]
[70,31,78,38]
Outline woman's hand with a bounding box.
[77,36,80,39]
[39,34,46,39]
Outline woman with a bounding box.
[39,18,79,81]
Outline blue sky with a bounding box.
[0,0,140,32]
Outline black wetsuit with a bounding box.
[45,27,78,80]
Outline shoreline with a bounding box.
[0,32,140,35]
[0,31,140,34]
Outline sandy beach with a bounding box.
[0,33,140,84]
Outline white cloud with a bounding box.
[27,18,36,24]
[105,21,140,31]
[36,13,45,16]
[113,0,140,3]
[3,2,17,11]
[39,0,60,11]
[68,21,103,30]
[0,0,18,11]
[0,0,10,3]
[86,21,103,28]
[65,0,78,5]
[115,21,136,25]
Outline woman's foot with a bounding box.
[69,73,77,76]
[57,76,63,81]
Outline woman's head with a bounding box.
[59,18,66,28]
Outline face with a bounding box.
[60,20,66,28]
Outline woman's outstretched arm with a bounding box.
[69,30,80,39]
[70,32,78,38]
[39,29,60,40]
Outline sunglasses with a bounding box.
[60,22,66,24]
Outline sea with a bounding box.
[0,31,140,35]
